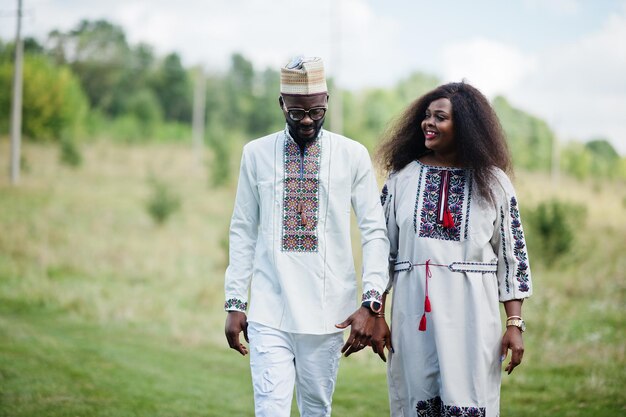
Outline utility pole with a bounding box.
[191,66,206,166]
[9,0,24,185]
[551,131,560,188]
[330,1,343,135]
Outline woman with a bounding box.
[375,82,532,416]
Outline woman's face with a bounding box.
[421,98,455,155]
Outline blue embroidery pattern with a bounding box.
[413,165,425,233]
[416,396,441,417]
[463,172,473,240]
[380,184,389,206]
[224,298,248,311]
[418,168,466,241]
[416,396,485,417]
[509,197,530,292]
[361,289,383,303]
[500,207,511,293]
[282,138,321,252]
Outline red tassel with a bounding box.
[424,296,431,313]
[419,313,427,331]
[443,208,454,229]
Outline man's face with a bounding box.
[280,94,328,143]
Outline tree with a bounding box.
[248,68,282,137]
[342,72,439,150]
[47,20,131,114]
[585,138,620,179]
[493,96,555,171]
[223,53,255,130]
[150,53,192,122]
[343,87,396,149]
[0,37,45,63]
[0,55,88,141]
[560,142,592,180]
[394,71,439,108]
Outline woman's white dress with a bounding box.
[382,160,532,417]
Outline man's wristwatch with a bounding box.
[361,300,382,315]
[506,318,526,332]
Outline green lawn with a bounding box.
[1,141,624,416]
[0,304,392,416]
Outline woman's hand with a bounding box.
[500,326,524,374]
[370,316,393,362]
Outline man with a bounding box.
[224,56,390,417]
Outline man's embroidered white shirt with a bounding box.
[224,127,389,334]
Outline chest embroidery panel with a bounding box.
[281,139,322,252]
[414,166,471,242]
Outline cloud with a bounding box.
[508,5,626,153]
[521,0,582,15]
[3,0,624,154]
[104,0,400,85]
[437,4,626,154]
[329,0,401,87]
[441,38,537,97]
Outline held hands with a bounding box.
[370,315,393,362]
[336,307,374,357]
[336,307,392,361]
[500,326,524,374]
[225,311,249,356]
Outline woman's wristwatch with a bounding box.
[506,317,526,332]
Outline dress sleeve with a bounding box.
[224,146,259,312]
[381,173,399,293]
[490,171,533,302]
[351,145,391,305]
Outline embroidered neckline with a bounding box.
[281,132,322,252]
[415,159,467,171]
[416,166,467,241]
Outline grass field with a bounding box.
[1,141,625,416]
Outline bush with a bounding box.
[146,178,181,225]
[206,123,231,187]
[59,137,82,167]
[523,199,586,265]
[110,115,146,143]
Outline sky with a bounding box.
[1,0,626,154]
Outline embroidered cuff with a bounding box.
[361,289,383,304]
[224,297,248,312]
[509,197,530,293]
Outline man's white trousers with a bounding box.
[248,321,344,417]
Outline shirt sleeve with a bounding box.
[381,173,399,293]
[351,145,391,305]
[224,146,259,312]
[490,171,533,302]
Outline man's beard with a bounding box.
[287,118,325,147]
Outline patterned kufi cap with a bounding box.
[280,56,327,95]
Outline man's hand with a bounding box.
[225,311,249,356]
[370,316,392,362]
[335,307,375,357]
[500,326,524,374]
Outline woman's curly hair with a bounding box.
[375,81,511,202]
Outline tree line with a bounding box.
[0,18,623,181]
